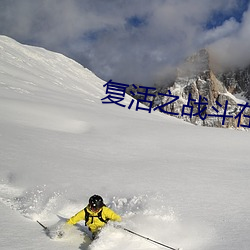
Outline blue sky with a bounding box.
[206,0,249,28]
[0,0,249,85]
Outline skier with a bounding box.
[66,194,121,239]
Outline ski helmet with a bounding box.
[89,195,104,210]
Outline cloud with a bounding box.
[0,0,249,85]
[200,18,240,45]
[209,3,250,69]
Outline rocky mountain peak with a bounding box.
[127,48,250,130]
[177,48,210,78]
[175,48,226,104]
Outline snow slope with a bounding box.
[0,35,250,250]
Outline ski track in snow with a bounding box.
[0,99,91,134]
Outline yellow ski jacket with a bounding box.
[67,206,121,233]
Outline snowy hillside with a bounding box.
[0,36,250,250]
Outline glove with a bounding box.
[56,230,64,238]
[55,223,71,238]
[113,223,123,229]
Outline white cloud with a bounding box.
[209,5,250,69]
[0,0,249,85]
[201,18,240,45]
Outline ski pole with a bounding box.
[37,220,48,231]
[122,227,180,250]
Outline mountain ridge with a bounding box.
[127,48,250,129]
